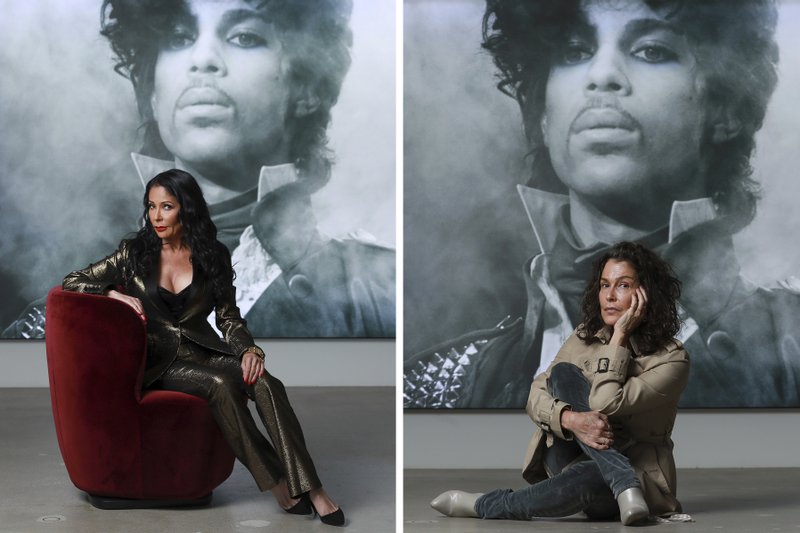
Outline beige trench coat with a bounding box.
[522,327,689,516]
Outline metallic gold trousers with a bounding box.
[150,344,322,497]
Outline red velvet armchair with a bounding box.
[45,287,235,509]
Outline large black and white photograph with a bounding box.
[403,0,800,408]
[0,0,395,339]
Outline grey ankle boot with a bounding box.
[616,487,649,525]
[430,490,482,518]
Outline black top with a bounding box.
[158,284,191,319]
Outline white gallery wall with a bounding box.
[0,339,394,387]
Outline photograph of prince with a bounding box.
[0,0,394,339]
[404,0,800,408]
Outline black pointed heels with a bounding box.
[284,493,313,516]
[310,498,345,527]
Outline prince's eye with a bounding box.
[632,44,677,63]
[162,25,196,50]
[228,31,267,48]
[559,41,594,65]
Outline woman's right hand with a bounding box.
[106,289,145,320]
[610,286,647,347]
[561,409,614,450]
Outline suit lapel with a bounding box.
[179,264,209,322]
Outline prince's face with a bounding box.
[541,0,710,215]
[151,0,293,184]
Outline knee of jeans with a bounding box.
[550,362,582,384]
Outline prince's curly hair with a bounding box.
[577,242,682,354]
[100,0,353,193]
[482,0,779,232]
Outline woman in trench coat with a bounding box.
[431,241,689,525]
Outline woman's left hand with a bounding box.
[241,352,265,385]
[611,287,647,346]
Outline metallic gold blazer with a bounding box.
[62,240,258,387]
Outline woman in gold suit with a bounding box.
[63,168,343,526]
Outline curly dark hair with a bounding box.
[125,168,233,297]
[577,242,682,354]
[100,0,353,193]
[482,0,779,232]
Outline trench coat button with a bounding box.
[288,274,313,299]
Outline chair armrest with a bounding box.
[46,287,148,407]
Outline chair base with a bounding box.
[86,492,213,510]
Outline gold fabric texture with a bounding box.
[63,240,321,496]
[62,240,257,387]
[156,346,321,495]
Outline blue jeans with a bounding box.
[474,362,640,520]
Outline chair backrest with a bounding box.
[45,287,148,479]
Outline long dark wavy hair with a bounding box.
[482,0,779,232]
[124,169,232,296]
[577,242,682,354]
[100,0,353,193]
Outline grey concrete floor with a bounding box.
[0,387,394,533]
[405,468,800,532]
